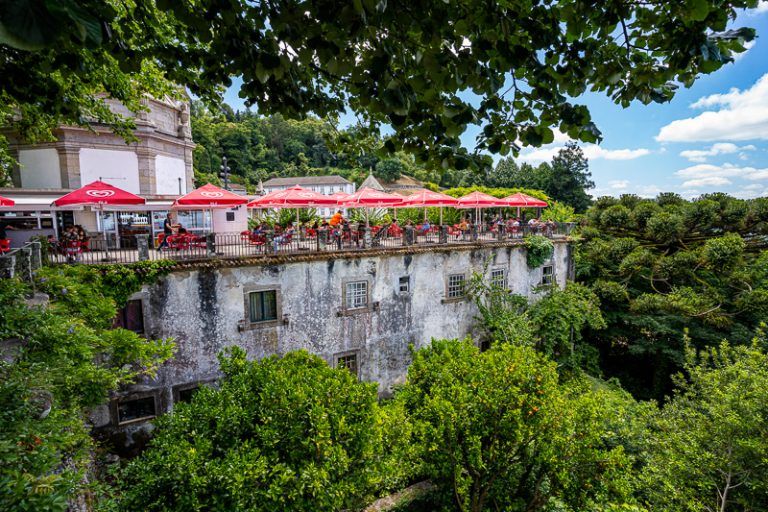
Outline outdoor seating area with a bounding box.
[1,181,570,266]
[43,221,574,265]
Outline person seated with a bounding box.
[273,222,295,251]
[62,225,80,263]
[329,210,344,227]
[417,220,431,234]
[177,223,188,235]
[251,223,264,236]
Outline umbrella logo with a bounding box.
[201,191,224,198]
[86,190,115,198]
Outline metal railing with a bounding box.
[38,223,574,266]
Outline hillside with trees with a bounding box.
[190,103,595,215]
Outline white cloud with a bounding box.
[755,1,768,13]
[675,163,768,187]
[679,142,755,162]
[518,144,650,163]
[656,74,768,142]
[608,180,630,190]
[682,177,732,188]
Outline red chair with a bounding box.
[166,235,189,250]
[0,239,10,253]
[305,228,317,239]
[388,225,403,237]
[189,234,207,248]
[64,240,82,260]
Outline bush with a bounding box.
[524,235,554,268]
[117,348,405,512]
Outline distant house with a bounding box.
[381,174,425,195]
[261,175,356,218]
[227,183,248,196]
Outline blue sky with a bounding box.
[224,3,768,198]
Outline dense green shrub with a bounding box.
[524,235,554,268]
[117,348,412,512]
[0,268,172,512]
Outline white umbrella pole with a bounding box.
[440,206,443,225]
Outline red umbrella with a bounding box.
[0,195,15,207]
[247,185,338,208]
[52,180,145,207]
[504,192,548,208]
[328,191,350,200]
[52,181,146,256]
[504,192,548,219]
[247,185,338,224]
[400,189,458,207]
[340,187,404,208]
[456,191,508,225]
[173,183,248,208]
[339,187,403,227]
[455,191,508,208]
[399,189,458,224]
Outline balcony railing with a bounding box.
[41,223,575,266]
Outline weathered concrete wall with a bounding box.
[93,241,570,447]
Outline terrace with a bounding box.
[39,222,574,266]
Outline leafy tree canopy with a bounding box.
[117,347,414,512]
[0,0,759,171]
[640,337,768,511]
[397,339,641,512]
[577,193,768,398]
[0,263,174,512]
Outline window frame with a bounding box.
[112,392,159,426]
[342,279,370,311]
[398,275,410,294]
[444,273,468,301]
[541,264,554,285]
[242,285,282,329]
[334,349,361,378]
[113,298,146,335]
[490,267,507,289]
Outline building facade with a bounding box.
[91,240,572,449]
[0,97,252,246]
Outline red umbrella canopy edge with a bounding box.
[399,189,458,207]
[247,185,339,208]
[455,190,509,208]
[0,195,15,207]
[52,180,145,207]
[340,187,404,207]
[173,183,248,208]
[504,192,548,207]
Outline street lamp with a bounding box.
[220,156,231,191]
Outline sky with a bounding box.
[224,2,768,199]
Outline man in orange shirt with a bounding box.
[329,210,344,227]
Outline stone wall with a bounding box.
[91,241,571,448]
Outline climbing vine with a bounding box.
[524,235,554,268]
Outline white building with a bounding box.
[0,97,248,246]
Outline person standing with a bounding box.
[158,213,173,250]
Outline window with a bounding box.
[113,299,144,335]
[398,276,410,293]
[447,274,466,298]
[336,351,359,377]
[225,211,235,221]
[174,385,200,404]
[541,265,554,285]
[490,268,507,289]
[249,290,278,323]
[116,395,156,425]
[345,281,368,310]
